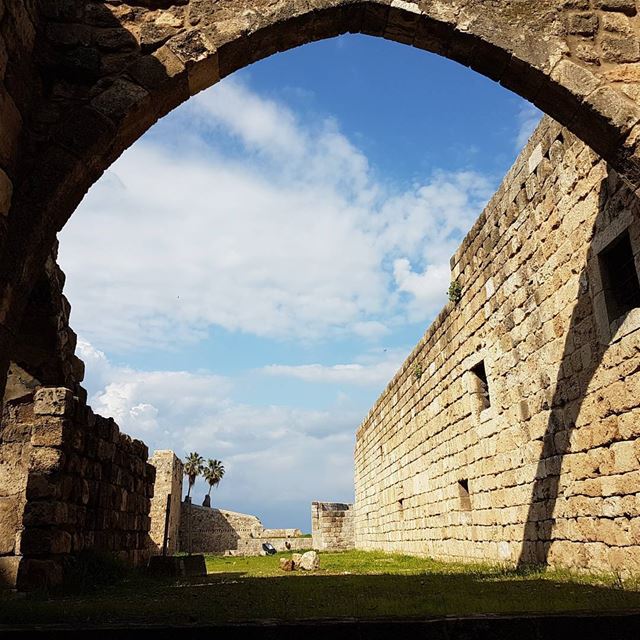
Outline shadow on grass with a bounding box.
[2,569,640,627]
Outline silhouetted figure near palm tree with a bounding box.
[184,452,204,504]
[202,459,225,507]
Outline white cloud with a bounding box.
[59,77,493,352]
[515,103,543,150]
[393,259,452,321]
[77,338,357,528]
[192,79,306,158]
[263,348,407,387]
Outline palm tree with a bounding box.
[184,452,204,501]
[202,459,225,507]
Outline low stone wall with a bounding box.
[148,450,183,555]
[234,537,311,556]
[178,502,310,555]
[179,504,262,554]
[261,528,302,538]
[0,387,154,589]
[312,502,355,551]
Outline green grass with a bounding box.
[2,550,640,627]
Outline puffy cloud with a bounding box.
[77,338,357,529]
[263,348,407,387]
[59,78,493,353]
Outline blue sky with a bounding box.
[58,35,540,530]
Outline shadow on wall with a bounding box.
[518,166,640,568]
[179,503,241,554]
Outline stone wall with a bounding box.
[312,502,355,551]
[179,504,262,554]
[178,502,310,555]
[234,537,310,556]
[0,386,154,589]
[354,116,640,574]
[148,450,183,555]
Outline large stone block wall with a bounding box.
[148,450,183,555]
[312,502,355,551]
[355,116,640,574]
[0,386,155,589]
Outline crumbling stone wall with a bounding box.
[0,386,154,590]
[148,449,182,555]
[354,116,640,574]
[233,536,310,555]
[179,504,261,554]
[312,502,355,551]
[178,503,309,555]
[0,256,154,590]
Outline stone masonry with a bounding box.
[147,450,310,556]
[0,254,155,590]
[312,502,355,551]
[355,116,640,574]
[179,503,309,555]
[148,450,182,555]
[0,386,154,590]
[5,1,640,404]
[3,0,640,585]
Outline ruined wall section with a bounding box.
[355,117,640,574]
[179,505,261,554]
[312,502,354,551]
[149,450,183,555]
[0,386,154,589]
[178,504,310,555]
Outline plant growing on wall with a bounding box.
[184,452,204,501]
[413,363,424,382]
[448,279,463,303]
[203,459,225,506]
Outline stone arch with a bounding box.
[2,0,640,380]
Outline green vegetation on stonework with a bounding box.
[2,550,640,627]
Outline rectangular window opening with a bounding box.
[599,229,640,324]
[458,479,471,512]
[471,360,491,410]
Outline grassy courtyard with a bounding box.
[2,550,640,626]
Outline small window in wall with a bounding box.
[599,229,640,324]
[470,360,491,410]
[458,479,471,511]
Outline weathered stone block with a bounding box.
[0,495,19,554]
[33,387,73,417]
[593,0,637,15]
[29,447,65,474]
[0,167,12,216]
[566,13,598,35]
[600,35,640,63]
[23,500,68,527]
[30,418,72,448]
[20,528,72,554]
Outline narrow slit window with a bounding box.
[458,479,471,511]
[599,230,640,324]
[471,360,491,410]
